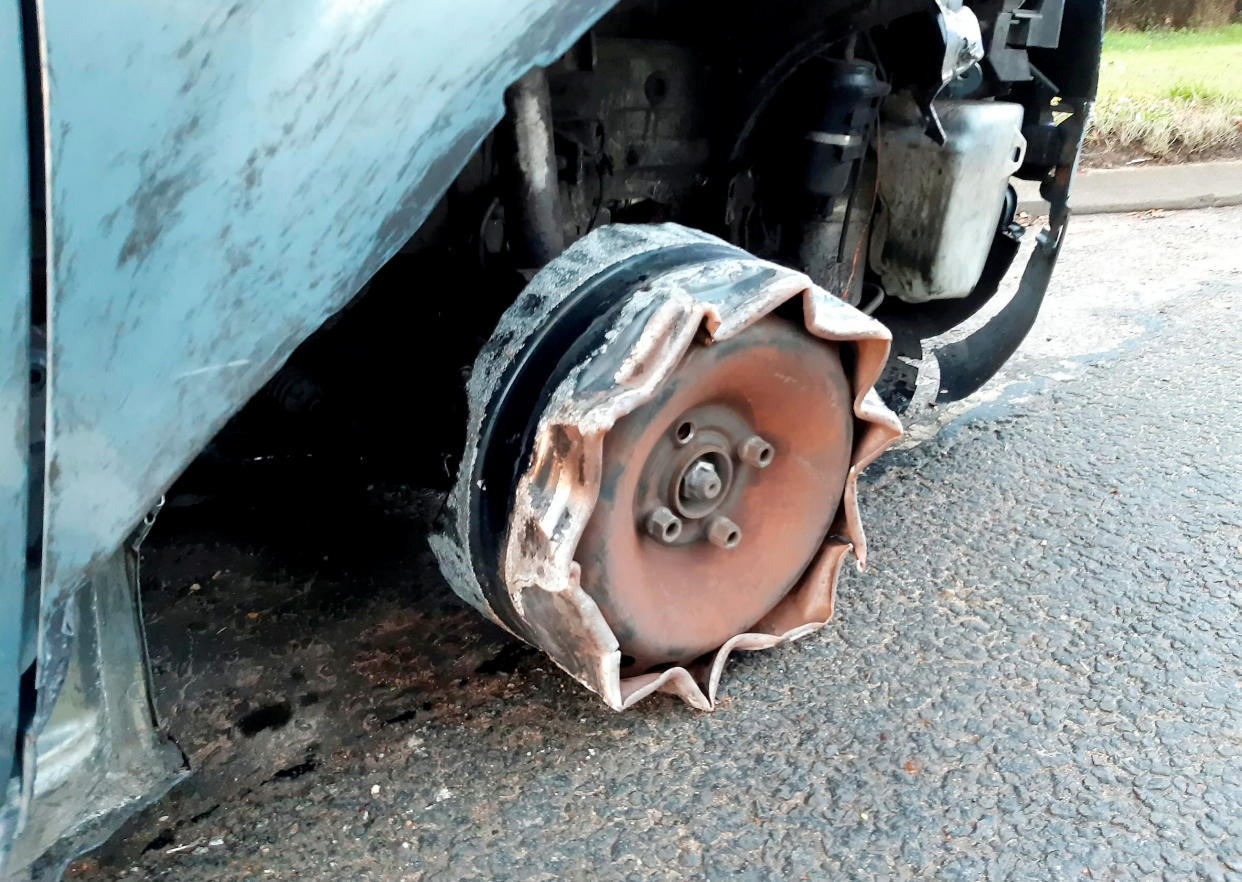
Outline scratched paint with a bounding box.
[36,0,618,717]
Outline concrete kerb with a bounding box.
[1015,160,1242,216]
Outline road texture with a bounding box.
[73,206,1242,881]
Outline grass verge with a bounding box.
[1089,24,1242,161]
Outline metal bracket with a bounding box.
[918,0,985,143]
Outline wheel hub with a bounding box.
[576,316,854,672]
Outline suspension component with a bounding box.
[802,59,888,212]
[795,57,888,305]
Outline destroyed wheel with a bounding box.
[434,224,901,709]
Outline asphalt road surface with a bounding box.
[74,206,1242,881]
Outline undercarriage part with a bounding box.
[544,37,712,238]
[870,4,1101,408]
[933,0,986,87]
[870,96,1026,304]
[930,96,1089,401]
[501,67,564,267]
[873,183,1023,411]
[802,59,888,210]
[911,0,986,143]
[5,538,185,880]
[933,220,1060,401]
[794,58,888,305]
[432,223,901,710]
[983,0,1067,83]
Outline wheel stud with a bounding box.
[707,516,742,549]
[646,506,683,544]
[737,435,774,469]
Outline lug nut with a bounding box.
[645,506,683,544]
[707,516,742,549]
[682,460,723,502]
[737,435,774,469]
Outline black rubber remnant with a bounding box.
[236,702,293,737]
[142,829,175,853]
[475,640,539,675]
[189,804,220,824]
[269,759,317,782]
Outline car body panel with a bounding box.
[37,0,615,696]
[5,0,618,873]
[1,0,32,829]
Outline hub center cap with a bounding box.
[669,442,735,522]
[682,459,723,502]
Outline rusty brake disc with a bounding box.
[577,316,854,673]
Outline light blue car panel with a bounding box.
[1,0,31,802]
[5,0,618,867]
[37,0,616,703]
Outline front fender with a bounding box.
[7,0,619,873]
